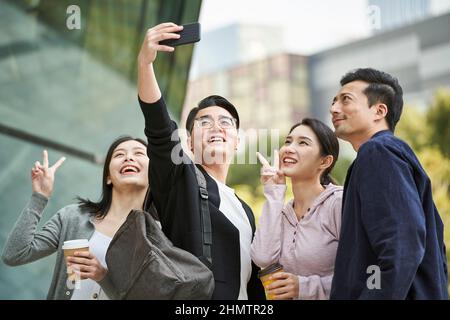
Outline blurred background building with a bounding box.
[189,24,285,79]
[369,0,450,32]
[309,12,450,122]
[369,0,432,32]
[183,51,309,131]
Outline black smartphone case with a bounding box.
[159,23,201,47]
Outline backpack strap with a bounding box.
[194,165,212,265]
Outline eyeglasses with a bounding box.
[194,115,237,129]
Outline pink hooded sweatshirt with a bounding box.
[251,183,343,300]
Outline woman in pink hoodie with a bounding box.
[251,118,343,300]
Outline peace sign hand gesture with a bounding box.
[256,150,286,185]
[31,150,66,199]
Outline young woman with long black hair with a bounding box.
[2,136,149,300]
[251,119,343,300]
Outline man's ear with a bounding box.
[373,103,388,120]
[235,134,240,151]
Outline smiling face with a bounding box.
[188,106,239,165]
[279,125,328,180]
[107,140,149,191]
[330,80,381,143]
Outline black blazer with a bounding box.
[139,96,265,300]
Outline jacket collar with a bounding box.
[371,129,392,139]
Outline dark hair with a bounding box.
[185,95,240,134]
[288,118,339,185]
[77,136,148,219]
[340,68,404,132]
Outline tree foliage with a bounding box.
[426,90,450,157]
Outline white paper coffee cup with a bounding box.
[63,239,89,281]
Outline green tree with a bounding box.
[396,90,450,294]
[228,134,286,190]
[427,90,450,157]
[331,157,353,185]
[396,105,430,151]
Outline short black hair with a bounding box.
[340,68,404,132]
[185,95,240,134]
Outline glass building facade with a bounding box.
[0,0,201,299]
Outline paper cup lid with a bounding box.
[258,262,283,278]
[62,239,89,250]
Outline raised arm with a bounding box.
[2,151,66,266]
[137,23,183,103]
[137,23,192,225]
[251,151,286,267]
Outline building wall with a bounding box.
[309,13,450,123]
[369,0,431,31]
[183,53,309,133]
[190,24,284,80]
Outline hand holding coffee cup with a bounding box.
[258,263,284,300]
[63,239,89,282]
[64,240,107,282]
[265,270,300,300]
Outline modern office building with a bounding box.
[189,23,284,80]
[183,52,309,133]
[369,0,432,31]
[309,12,450,122]
[368,0,450,32]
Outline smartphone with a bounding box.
[159,22,201,47]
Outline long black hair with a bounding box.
[77,136,148,219]
[288,118,339,185]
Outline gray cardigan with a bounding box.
[1,192,118,300]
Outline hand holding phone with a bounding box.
[159,22,201,47]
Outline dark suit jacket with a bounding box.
[330,130,448,299]
[139,96,265,300]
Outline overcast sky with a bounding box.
[198,0,372,54]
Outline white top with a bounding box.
[70,230,112,300]
[211,176,253,300]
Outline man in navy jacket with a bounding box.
[329,68,448,299]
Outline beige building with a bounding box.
[182,53,310,132]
